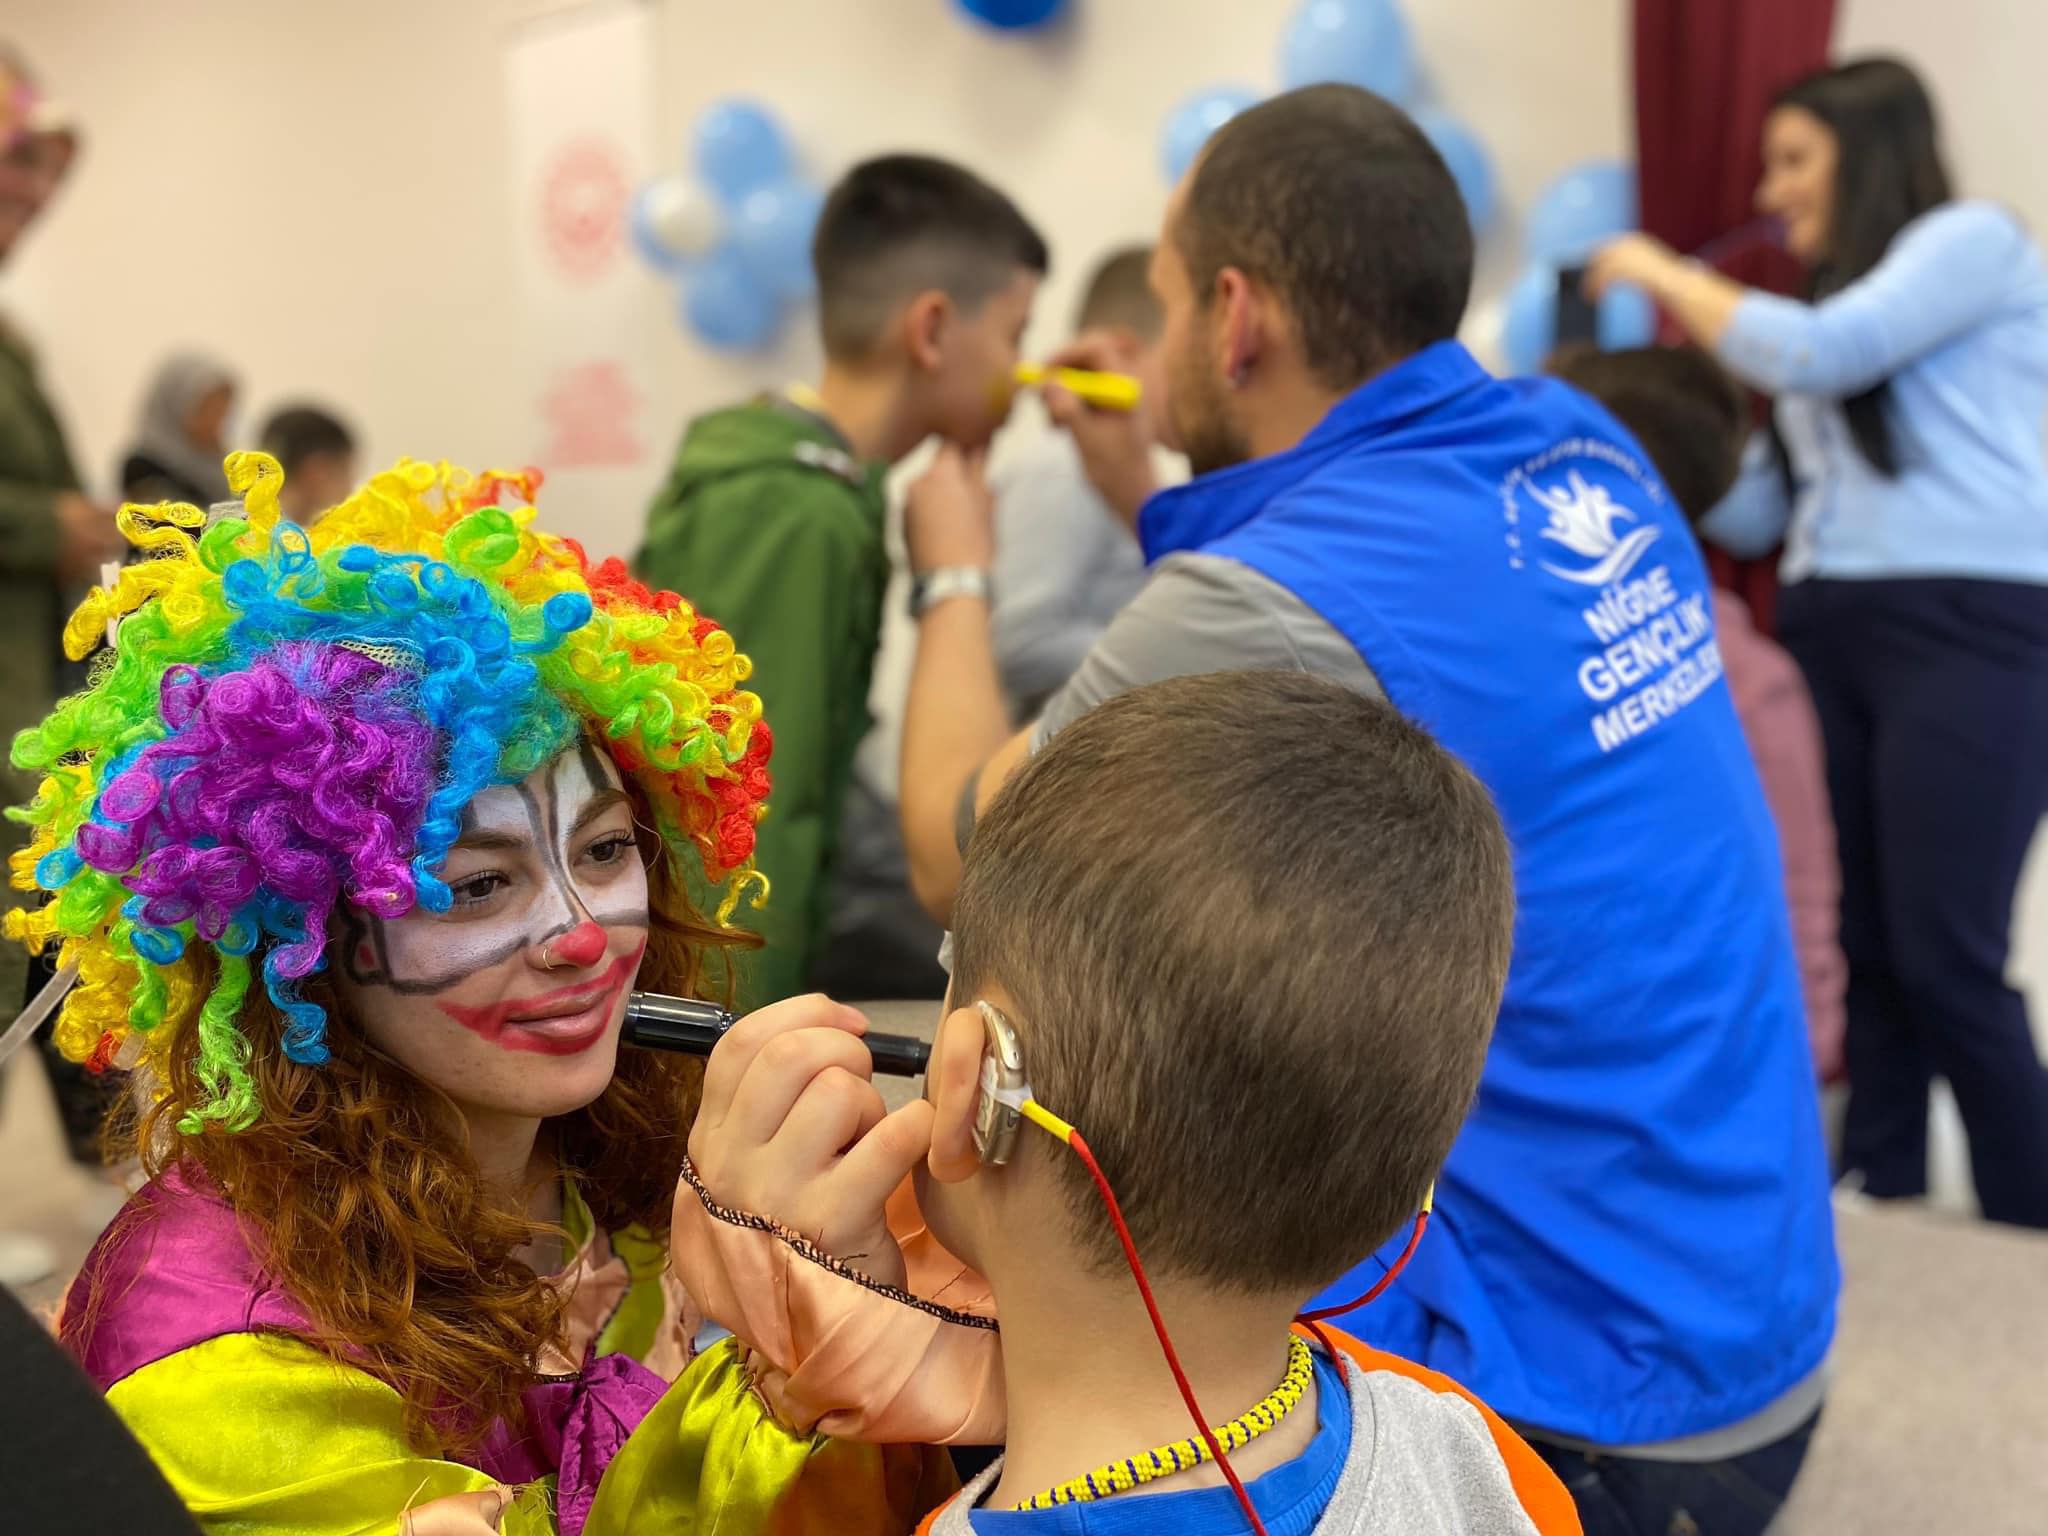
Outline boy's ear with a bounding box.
[904,289,951,373]
[925,1004,986,1183]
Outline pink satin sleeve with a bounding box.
[668,1159,1007,1444]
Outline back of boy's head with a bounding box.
[258,403,356,474]
[813,154,1048,360]
[1075,245,1161,342]
[949,671,1514,1293]
[1547,345,1747,525]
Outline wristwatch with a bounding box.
[909,565,993,619]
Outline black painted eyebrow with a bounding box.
[451,827,531,853]
[568,788,632,841]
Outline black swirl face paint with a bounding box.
[335,740,651,1058]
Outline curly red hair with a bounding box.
[111,809,744,1451]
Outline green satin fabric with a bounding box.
[109,1331,955,1534]
[584,1336,958,1535]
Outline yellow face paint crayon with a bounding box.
[1014,363,1143,412]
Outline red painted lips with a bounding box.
[437,941,646,1055]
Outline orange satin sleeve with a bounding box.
[669,1158,1007,1445]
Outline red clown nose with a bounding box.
[548,921,609,969]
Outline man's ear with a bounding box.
[926,1004,987,1183]
[1214,266,1262,387]
[904,290,951,373]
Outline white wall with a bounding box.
[8,0,2042,555]
[1838,0,2048,230]
[4,0,1631,559]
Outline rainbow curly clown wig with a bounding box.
[6,453,770,1133]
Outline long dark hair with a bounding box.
[1771,58,1953,476]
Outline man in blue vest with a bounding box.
[898,84,1838,1533]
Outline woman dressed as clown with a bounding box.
[9,453,951,1535]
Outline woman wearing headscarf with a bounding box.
[119,353,238,508]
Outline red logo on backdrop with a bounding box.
[541,360,641,469]
[539,136,629,283]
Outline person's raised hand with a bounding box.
[1584,233,1683,302]
[904,443,996,577]
[684,993,936,1289]
[54,492,125,587]
[1040,330,1158,529]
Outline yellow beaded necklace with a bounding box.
[1013,1335,1317,1511]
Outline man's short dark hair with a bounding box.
[1075,245,1161,340]
[813,154,1048,359]
[1178,85,1472,389]
[950,671,1513,1291]
[1546,345,1748,524]
[257,404,356,474]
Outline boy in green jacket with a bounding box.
[637,155,1045,1007]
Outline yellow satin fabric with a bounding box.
[108,1331,954,1535]
[107,1332,554,1535]
[583,1338,957,1535]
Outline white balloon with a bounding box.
[641,177,723,260]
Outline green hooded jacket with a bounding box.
[0,319,80,1006]
[634,399,888,1010]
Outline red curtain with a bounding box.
[1632,0,1837,633]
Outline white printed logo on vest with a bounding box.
[1531,470,1660,585]
[1501,438,1724,753]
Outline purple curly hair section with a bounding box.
[75,644,439,1054]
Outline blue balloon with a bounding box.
[683,247,783,352]
[1526,160,1637,264]
[1597,281,1657,349]
[1160,85,1262,183]
[955,0,1066,27]
[1279,0,1415,103]
[1500,265,1661,374]
[732,179,824,301]
[1413,108,1496,238]
[694,99,794,205]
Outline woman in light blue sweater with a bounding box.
[1589,57,2048,1228]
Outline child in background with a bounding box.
[679,671,1579,1534]
[1550,344,1846,1079]
[636,155,1046,1009]
[257,402,358,525]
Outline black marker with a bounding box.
[622,991,933,1077]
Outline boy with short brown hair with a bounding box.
[636,154,1047,1009]
[682,670,1579,1533]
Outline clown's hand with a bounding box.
[683,993,936,1289]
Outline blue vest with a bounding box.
[1140,341,1838,1445]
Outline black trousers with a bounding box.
[1529,1410,1820,1536]
[1779,578,2048,1227]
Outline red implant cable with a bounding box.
[1296,1201,1432,1325]
[1049,1111,1271,1536]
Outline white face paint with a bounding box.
[330,739,651,1123]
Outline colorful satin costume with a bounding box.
[13,453,950,1533]
[62,1169,950,1535]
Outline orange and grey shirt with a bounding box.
[917,1329,1582,1536]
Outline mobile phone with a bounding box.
[1555,266,1599,348]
